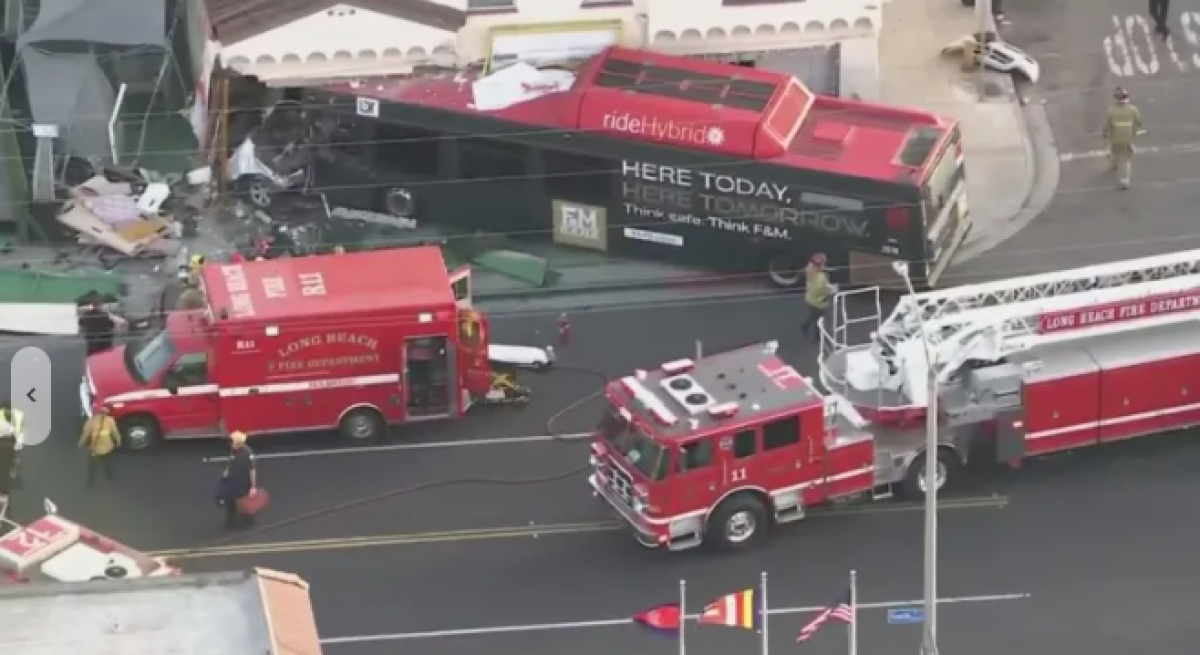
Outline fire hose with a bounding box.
[162,364,610,560]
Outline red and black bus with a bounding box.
[296,46,971,287]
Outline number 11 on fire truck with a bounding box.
[594,248,1200,552]
[590,341,933,552]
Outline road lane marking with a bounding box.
[151,495,1008,559]
[1059,142,1200,163]
[201,432,593,463]
[320,592,1032,644]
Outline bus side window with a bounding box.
[732,429,757,459]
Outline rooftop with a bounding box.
[0,569,322,655]
[205,0,464,46]
[320,46,953,182]
[612,343,824,440]
[201,246,454,324]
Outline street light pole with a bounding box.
[892,262,938,655]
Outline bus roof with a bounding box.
[0,568,322,655]
[201,246,454,324]
[321,46,954,184]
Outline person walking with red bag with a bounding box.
[218,431,260,529]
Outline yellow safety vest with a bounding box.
[0,409,23,436]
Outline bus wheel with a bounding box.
[118,415,162,452]
[339,407,385,443]
[766,253,803,288]
[706,493,768,550]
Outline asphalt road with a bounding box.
[5,296,1200,654]
[956,0,1200,280]
[1,293,844,548]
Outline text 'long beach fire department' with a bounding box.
[591,248,1200,551]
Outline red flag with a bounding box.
[699,589,757,630]
[633,603,681,636]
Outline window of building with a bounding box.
[678,440,714,473]
[732,429,757,459]
[373,123,442,177]
[762,416,801,450]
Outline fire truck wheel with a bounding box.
[339,407,385,443]
[899,448,960,500]
[118,415,162,452]
[707,493,769,550]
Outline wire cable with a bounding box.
[155,364,609,560]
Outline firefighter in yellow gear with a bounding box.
[0,404,25,504]
[1103,87,1144,189]
[79,406,121,486]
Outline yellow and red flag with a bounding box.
[698,588,757,631]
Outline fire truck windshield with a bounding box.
[600,407,668,481]
[128,329,177,383]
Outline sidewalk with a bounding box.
[878,0,1059,264]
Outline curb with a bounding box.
[476,272,772,302]
[953,82,1061,264]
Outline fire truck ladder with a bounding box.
[823,249,1200,406]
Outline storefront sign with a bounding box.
[619,161,870,240]
[553,200,608,251]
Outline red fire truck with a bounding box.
[0,499,177,584]
[80,246,553,450]
[592,249,1200,551]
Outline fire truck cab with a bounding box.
[589,342,943,551]
[81,246,553,450]
[0,499,176,584]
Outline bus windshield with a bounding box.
[599,407,669,481]
[127,329,178,384]
[922,129,969,284]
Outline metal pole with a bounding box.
[848,570,858,655]
[922,362,939,655]
[679,579,687,655]
[896,262,938,655]
[696,340,703,361]
[760,571,769,655]
[976,0,990,99]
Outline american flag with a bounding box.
[796,589,854,643]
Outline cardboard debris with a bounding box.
[58,174,181,257]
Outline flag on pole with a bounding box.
[699,588,758,630]
[633,603,682,637]
[796,589,854,643]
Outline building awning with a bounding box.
[647,2,879,55]
[210,0,464,82]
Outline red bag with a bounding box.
[236,488,270,516]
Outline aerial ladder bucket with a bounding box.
[819,249,1200,425]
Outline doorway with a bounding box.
[404,336,451,418]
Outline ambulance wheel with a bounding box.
[706,493,768,550]
[765,253,803,288]
[899,448,960,500]
[118,415,161,452]
[339,407,385,443]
